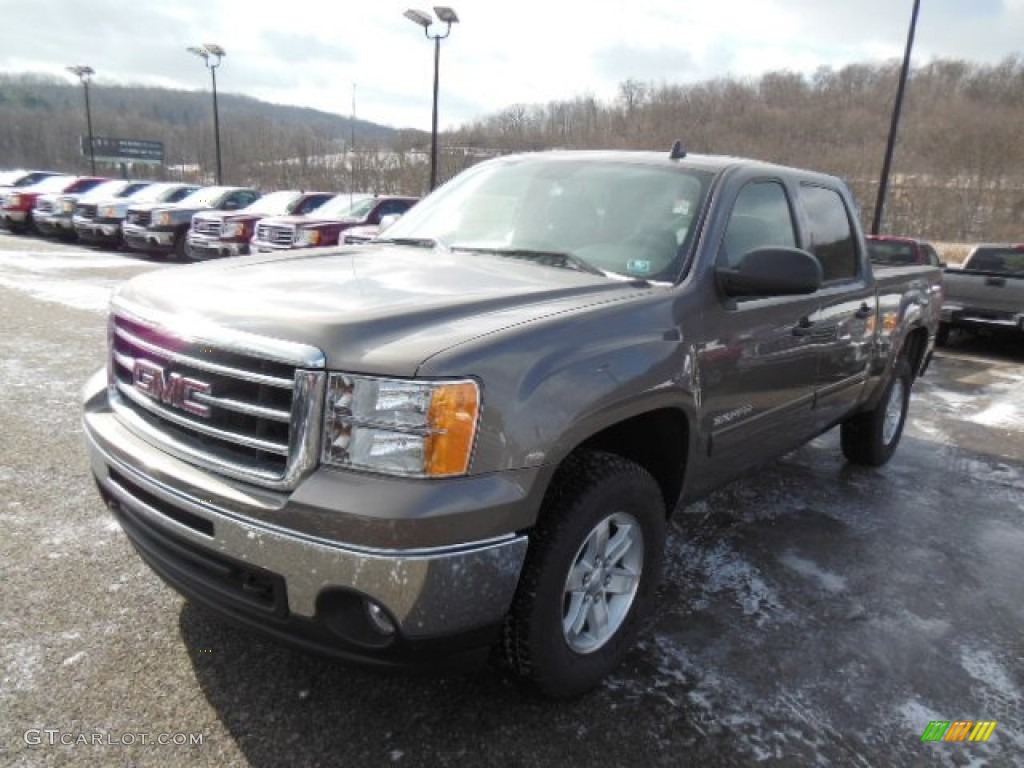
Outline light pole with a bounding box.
[187,43,226,185]
[66,65,96,175]
[872,0,920,235]
[404,6,458,192]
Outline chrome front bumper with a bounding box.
[82,370,529,638]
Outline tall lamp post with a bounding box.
[66,65,96,175]
[871,0,920,235]
[404,6,459,192]
[187,43,226,185]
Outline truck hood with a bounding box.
[258,215,354,228]
[152,203,213,216]
[194,210,265,223]
[127,201,180,213]
[115,245,650,375]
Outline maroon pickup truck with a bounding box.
[866,235,945,268]
[0,175,106,234]
[251,194,418,252]
[186,190,334,260]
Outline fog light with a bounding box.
[365,600,396,636]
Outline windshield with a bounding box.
[309,193,372,218]
[867,241,920,265]
[77,180,140,202]
[380,156,712,281]
[965,246,1024,274]
[129,183,179,203]
[175,186,234,207]
[243,190,301,215]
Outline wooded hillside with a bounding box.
[2,58,1022,242]
[448,57,1024,242]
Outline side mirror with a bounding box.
[378,213,401,231]
[717,247,823,297]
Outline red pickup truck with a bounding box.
[186,190,334,260]
[0,175,106,234]
[251,194,418,253]
[865,235,945,267]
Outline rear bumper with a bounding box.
[81,370,531,665]
[942,305,1024,334]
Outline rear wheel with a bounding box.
[502,451,666,698]
[841,358,912,466]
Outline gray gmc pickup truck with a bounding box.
[82,149,941,697]
[939,243,1024,344]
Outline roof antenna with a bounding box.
[668,140,687,160]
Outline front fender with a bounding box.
[417,295,698,475]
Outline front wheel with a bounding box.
[172,231,189,262]
[841,358,912,466]
[501,451,666,698]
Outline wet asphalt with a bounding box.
[0,231,1021,767]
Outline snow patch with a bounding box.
[959,648,1020,701]
[778,552,847,593]
[971,401,1023,429]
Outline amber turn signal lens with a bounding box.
[425,382,480,476]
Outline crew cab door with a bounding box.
[698,179,821,477]
[797,184,874,428]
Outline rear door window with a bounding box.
[799,185,859,282]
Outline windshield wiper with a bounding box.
[449,247,606,277]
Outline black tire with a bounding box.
[172,230,189,262]
[935,323,950,347]
[841,357,912,466]
[502,451,666,698]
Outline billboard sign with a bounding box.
[80,136,165,165]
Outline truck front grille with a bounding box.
[108,308,326,490]
[36,200,54,214]
[193,219,222,237]
[127,210,151,227]
[76,203,98,219]
[256,224,294,247]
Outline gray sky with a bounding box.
[1,0,1022,130]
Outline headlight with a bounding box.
[154,212,173,226]
[222,222,244,239]
[7,194,22,208]
[60,200,75,214]
[323,374,480,477]
[296,229,322,246]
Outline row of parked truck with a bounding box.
[1,168,1020,347]
[0,169,419,260]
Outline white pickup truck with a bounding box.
[939,244,1024,344]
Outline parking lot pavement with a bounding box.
[1,231,1021,767]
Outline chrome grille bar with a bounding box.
[115,380,290,456]
[114,325,294,389]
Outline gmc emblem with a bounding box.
[132,359,212,418]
